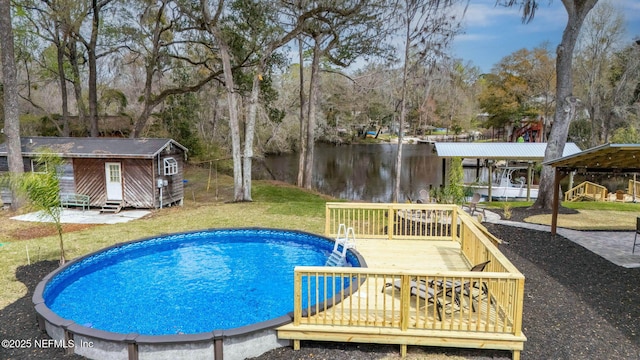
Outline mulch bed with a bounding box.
[3,207,639,360]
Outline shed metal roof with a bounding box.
[0,137,188,159]
[435,142,582,161]
[542,143,640,173]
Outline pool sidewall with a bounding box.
[32,227,366,360]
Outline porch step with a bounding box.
[101,201,123,214]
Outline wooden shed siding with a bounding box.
[73,158,107,207]
[122,159,154,208]
[167,154,184,206]
[154,153,185,208]
[74,158,156,208]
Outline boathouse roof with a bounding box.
[435,142,582,161]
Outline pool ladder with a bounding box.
[325,224,356,267]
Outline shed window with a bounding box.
[164,157,178,175]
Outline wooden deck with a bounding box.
[278,203,526,360]
[355,239,469,271]
[279,240,517,340]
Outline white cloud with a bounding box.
[456,1,520,28]
[455,32,498,43]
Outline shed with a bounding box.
[0,137,188,210]
[543,143,640,235]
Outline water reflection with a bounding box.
[255,143,444,202]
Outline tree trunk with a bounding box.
[56,224,66,265]
[55,24,70,137]
[218,38,243,201]
[0,0,24,209]
[243,67,262,201]
[304,39,321,189]
[532,0,598,210]
[132,0,166,138]
[394,16,411,203]
[68,40,88,135]
[87,0,100,137]
[131,52,157,138]
[588,104,598,146]
[131,51,159,138]
[297,36,307,187]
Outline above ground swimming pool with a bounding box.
[41,228,363,334]
[33,228,365,360]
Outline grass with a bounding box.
[485,200,640,230]
[526,210,636,230]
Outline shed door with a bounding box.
[105,162,123,201]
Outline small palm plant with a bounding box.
[502,202,512,220]
[15,151,66,265]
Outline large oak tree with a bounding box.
[502,0,599,210]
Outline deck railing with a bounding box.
[286,202,526,359]
[628,179,640,200]
[324,202,458,241]
[293,267,524,333]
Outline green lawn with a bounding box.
[485,200,640,230]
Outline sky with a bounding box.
[452,0,640,74]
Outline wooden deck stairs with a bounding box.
[565,181,607,202]
[100,200,123,214]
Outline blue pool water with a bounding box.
[43,228,360,335]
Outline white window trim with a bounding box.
[163,157,178,175]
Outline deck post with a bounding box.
[551,168,566,236]
[325,206,331,237]
[526,163,532,201]
[293,271,302,326]
[400,344,407,357]
[387,205,394,240]
[400,275,410,331]
[450,208,458,241]
[488,165,493,202]
[513,349,520,360]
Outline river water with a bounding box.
[255,142,630,203]
[255,143,445,202]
